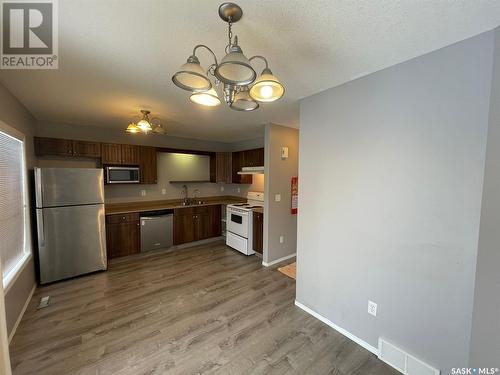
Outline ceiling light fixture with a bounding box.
[172,2,284,111]
[125,110,166,135]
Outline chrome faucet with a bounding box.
[182,184,189,205]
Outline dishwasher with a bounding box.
[140,210,174,252]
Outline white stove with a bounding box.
[226,192,264,255]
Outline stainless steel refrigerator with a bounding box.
[35,168,107,284]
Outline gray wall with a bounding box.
[297,31,495,373]
[0,83,37,336]
[263,124,299,264]
[469,27,500,367]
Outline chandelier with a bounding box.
[126,110,166,134]
[172,2,285,111]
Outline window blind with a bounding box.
[0,129,27,285]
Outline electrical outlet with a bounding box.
[279,235,284,243]
[161,188,166,195]
[141,190,146,197]
[220,186,225,192]
[275,194,281,202]
[368,300,377,317]
[237,188,241,193]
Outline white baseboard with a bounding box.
[8,284,36,343]
[262,253,296,267]
[294,300,378,356]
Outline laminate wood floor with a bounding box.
[10,241,399,375]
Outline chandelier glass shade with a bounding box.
[172,56,212,92]
[126,122,140,134]
[230,87,259,111]
[190,88,221,106]
[249,68,285,102]
[214,45,256,86]
[172,3,284,111]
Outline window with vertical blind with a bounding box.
[0,121,31,290]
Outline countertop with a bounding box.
[105,195,246,215]
[252,207,264,214]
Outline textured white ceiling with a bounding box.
[1,0,499,142]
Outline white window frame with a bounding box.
[0,120,32,293]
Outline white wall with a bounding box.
[297,30,495,373]
[263,124,299,264]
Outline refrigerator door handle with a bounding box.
[36,210,45,247]
[35,167,43,207]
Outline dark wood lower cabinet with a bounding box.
[173,212,197,245]
[105,205,222,258]
[253,211,263,254]
[106,213,140,259]
[174,205,221,245]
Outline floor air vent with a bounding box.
[378,338,440,375]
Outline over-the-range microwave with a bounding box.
[105,166,140,184]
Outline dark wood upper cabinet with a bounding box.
[139,146,157,184]
[102,143,140,165]
[253,211,263,254]
[105,213,140,259]
[101,143,122,164]
[72,140,101,158]
[215,152,232,183]
[242,148,264,167]
[35,137,74,156]
[35,137,102,158]
[232,151,253,184]
[121,144,140,165]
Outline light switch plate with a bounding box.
[279,235,284,243]
[281,146,289,160]
[220,186,225,192]
[368,300,377,317]
[141,190,146,197]
[275,194,281,202]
